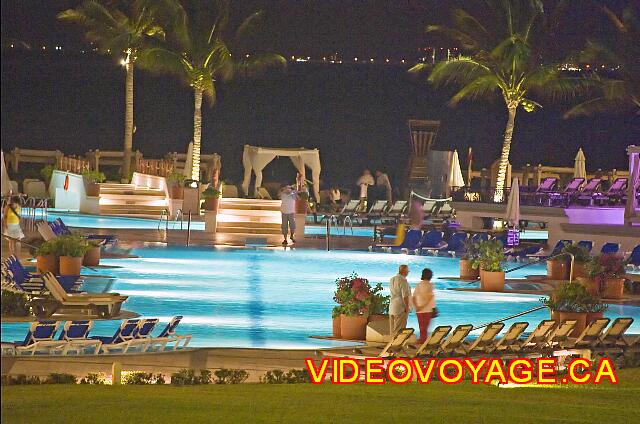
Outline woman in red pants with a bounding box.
[412,268,436,344]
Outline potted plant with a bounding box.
[83,240,102,267]
[296,191,310,214]
[167,172,186,199]
[36,240,58,274]
[55,235,90,276]
[333,273,372,340]
[368,283,390,322]
[202,186,222,211]
[541,282,590,337]
[561,242,591,279]
[586,254,626,299]
[459,238,480,280]
[82,169,106,197]
[472,239,505,292]
[546,241,570,280]
[584,297,609,324]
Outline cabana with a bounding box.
[241,145,321,201]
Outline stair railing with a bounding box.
[157,209,169,231]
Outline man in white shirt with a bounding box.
[375,170,393,203]
[389,264,411,337]
[356,169,374,211]
[412,268,436,344]
[279,185,298,245]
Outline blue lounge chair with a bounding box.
[577,240,593,253]
[50,218,117,245]
[417,230,445,254]
[600,243,620,255]
[92,319,140,353]
[627,245,640,268]
[1,255,82,293]
[55,320,102,355]
[14,321,63,355]
[375,229,423,252]
[146,316,192,351]
[526,239,571,260]
[437,232,468,257]
[510,244,544,261]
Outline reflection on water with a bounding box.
[2,246,637,349]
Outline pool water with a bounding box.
[3,247,638,349]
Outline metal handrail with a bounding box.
[186,211,192,246]
[472,305,547,330]
[157,209,169,231]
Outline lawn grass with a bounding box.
[3,368,640,423]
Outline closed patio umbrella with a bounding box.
[448,149,465,190]
[574,148,587,179]
[505,177,520,227]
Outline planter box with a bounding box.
[480,270,505,292]
[171,185,184,200]
[202,197,220,211]
[557,311,587,338]
[83,246,101,267]
[459,259,479,280]
[332,316,341,338]
[547,259,569,280]
[586,311,604,324]
[571,262,588,279]
[85,183,100,197]
[368,314,388,323]
[340,314,368,340]
[601,278,624,299]
[36,254,58,274]
[59,256,83,276]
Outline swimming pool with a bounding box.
[3,247,638,349]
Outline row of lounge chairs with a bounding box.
[8,316,191,356]
[525,239,640,268]
[2,255,82,293]
[325,317,638,361]
[332,199,454,225]
[523,177,634,207]
[370,229,488,256]
[37,217,117,245]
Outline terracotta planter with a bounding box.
[59,256,83,276]
[586,312,604,325]
[550,310,560,322]
[576,277,599,297]
[547,259,569,281]
[368,314,388,322]
[171,185,184,200]
[601,278,624,299]
[85,183,100,197]
[571,262,588,279]
[203,197,220,211]
[36,254,58,274]
[340,314,368,340]
[332,316,341,338]
[480,270,505,292]
[557,311,587,338]
[83,246,101,267]
[295,199,308,214]
[459,259,479,280]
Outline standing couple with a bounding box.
[389,265,436,344]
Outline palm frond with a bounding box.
[564,96,633,118]
[136,47,187,78]
[426,25,479,51]
[235,53,287,79]
[428,57,492,88]
[449,74,501,105]
[235,10,265,47]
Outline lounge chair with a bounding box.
[38,272,127,318]
[577,240,593,253]
[489,322,529,353]
[145,316,192,351]
[593,177,628,205]
[50,218,117,245]
[358,200,389,224]
[37,221,57,241]
[524,177,557,205]
[386,229,423,252]
[626,245,640,269]
[416,230,445,254]
[413,325,452,356]
[594,317,635,352]
[456,322,505,356]
[92,319,141,354]
[600,242,620,255]
[527,239,572,259]
[508,320,557,353]
[1,255,82,293]
[322,328,415,359]
[575,178,603,205]
[560,318,611,349]
[381,200,408,224]
[54,320,102,355]
[14,321,64,355]
[439,232,468,257]
[434,324,474,356]
[540,319,577,354]
[545,177,585,206]
[435,201,454,218]
[337,200,360,220]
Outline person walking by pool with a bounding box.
[356,169,374,212]
[279,184,298,246]
[375,169,393,203]
[412,268,436,344]
[389,264,411,337]
[2,195,24,257]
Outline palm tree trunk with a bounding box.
[494,104,517,202]
[191,87,203,181]
[122,49,134,181]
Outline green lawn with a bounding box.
[3,368,640,423]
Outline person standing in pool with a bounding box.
[412,268,436,344]
[389,264,411,337]
[279,184,298,245]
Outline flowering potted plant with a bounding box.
[585,254,626,299]
[459,238,480,280]
[167,172,186,199]
[82,169,106,197]
[541,282,591,337]
[332,273,372,340]
[472,239,505,291]
[368,283,390,322]
[201,186,222,211]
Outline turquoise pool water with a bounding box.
[3,247,638,348]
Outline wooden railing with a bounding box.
[135,158,174,177]
[56,155,90,174]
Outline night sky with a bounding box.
[2,1,639,186]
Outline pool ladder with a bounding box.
[157,208,192,246]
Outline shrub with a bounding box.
[40,165,56,183]
[122,371,166,385]
[214,369,249,384]
[82,169,106,184]
[260,369,287,384]
[1,290,31,316]
[472,239,505,272]
[45,373,77,384]
[261,369,311,384]
[80,373,106,385]
[36,239,56,256]
[170,369,211,385]
[52,235,90,257]
[201,187,221,199]
[368,283,389,315]
[1,375,42,385]
[541,282,591,312]
[167,172,186,186]
[561,242,591,263]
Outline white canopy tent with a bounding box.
[241,145,322,201]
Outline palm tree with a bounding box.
[58,0,175,180]
[564,5,640,118]
[137,0,286,182]
[413,0,587,201]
